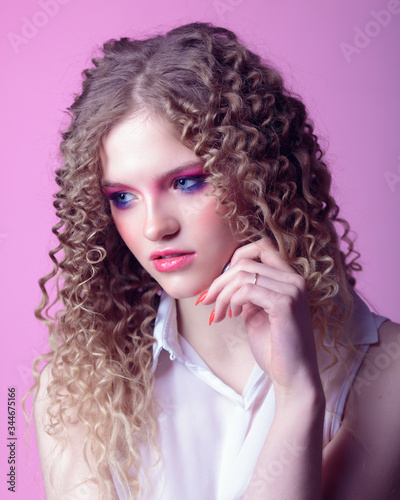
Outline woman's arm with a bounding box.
[246,321,400,500]
[244,383,325,499]
[202,238,400,499]
[34,362,119,500]
[322,319,400,499]
[203,237,326,499]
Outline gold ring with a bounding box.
[253,273,259,285]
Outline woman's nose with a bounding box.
[142,199,180,241]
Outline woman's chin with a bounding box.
[160,282,209,301]
[162,289,202,301]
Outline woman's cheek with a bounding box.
[191,195,224,226]
[113,216,136,249]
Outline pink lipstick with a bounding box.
[150,249,196,272]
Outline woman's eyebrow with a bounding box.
[101,161,204,188]
[150,161,204,182]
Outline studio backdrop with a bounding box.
[1,0,399,498]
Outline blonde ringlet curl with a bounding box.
[26,22,362,497]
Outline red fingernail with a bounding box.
[195,291,208,306]
[228,309,232,319]
[209,309,215,326]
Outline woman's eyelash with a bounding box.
[108,192,135,209]
[107,175,207,209]
[172,175,208,193]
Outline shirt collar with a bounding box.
[151,291,267,409]
[152,290,380,368]
[152,291,185,372]
[322,291,380,346]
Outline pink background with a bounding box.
[1,0,399,497]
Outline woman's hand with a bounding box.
[199,238,322,399]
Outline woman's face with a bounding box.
[101,113,239,299]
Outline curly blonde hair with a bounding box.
[29,22,361,497]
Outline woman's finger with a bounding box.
[230,238,293,274]
[202,256,306,307]
[212,272,303,323]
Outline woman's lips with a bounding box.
[151,253,196,272]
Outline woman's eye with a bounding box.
[172,176,207,193]
[108,192,135,210]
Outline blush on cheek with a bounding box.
[195,198,229,230]
[113,219,134,248]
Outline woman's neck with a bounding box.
[176,296,256,394]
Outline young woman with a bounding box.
[31,22,400,499]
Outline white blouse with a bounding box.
[112,291,387,499]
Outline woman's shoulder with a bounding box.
[322,320,400,498]
[363,318,400,386]
[34,361,78,462]
[376,317,400,341]
[346,318,400,424]
[34,360,68,419]
[33,361,111,499]
[359,319,400,385]
[33,361,55,421]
